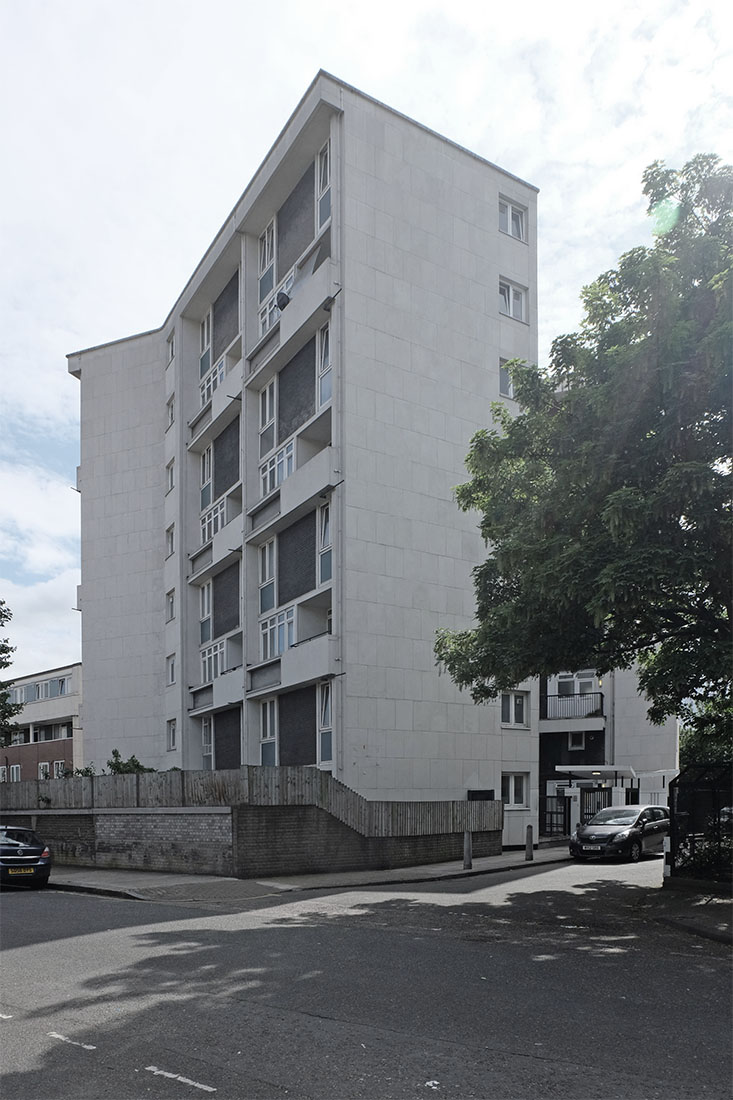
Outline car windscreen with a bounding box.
[0,829,41,846]
[588,809,639,826]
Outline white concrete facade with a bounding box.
[3,663,83,780]
[68,72,673,845]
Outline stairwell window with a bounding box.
[259,540,276,613]
[317,321,332,406]
[201,717,213,770]
[200,312,211,377]
[317,141,331,229]
[499,279,526,322]
[166,460,175,494]
[167,654,176,685]
[260,698,277,765]
[259,221,275,303]
[165,525,175,557]
[166,719,177,751]
[200,446,212,510]
[199,581,212,644]
[499,358,514,400]
[499,198,526,241]
[318,681,333,764]
[259,380,275,458]
[319,502,332,584]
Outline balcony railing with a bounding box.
[540,692,604,720]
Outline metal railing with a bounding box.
[540,692,604,720]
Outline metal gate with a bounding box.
[581,787,612,822]
[539,795,572,836]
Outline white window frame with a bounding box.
[258,221,275,304]
[259,380,276,459]
[259,540,276,614]
[167,333,176,363]
[319,502,332,585]
[499,279,527,322]
[260,698,278,765]
[260,607,294,661]
[200,498,226,544]
[10,764,21,782]
[167,654,176,686]
[0,766,7,783]
[502,772,528,808]
[201,640,225,683]
[317,321,332,407]
[499,198,526,241]
[166,525,175,557]
[501,691,529,727]
[166,589,175,622]
[199,581,212,644]
[200,445,213,510]
[499,358,514,400]
[200,312,211,378]
[317,140,331,230]
[166,395,175,428]
[166,460,175,494]
[202,716,213,769]
[38,762,50,780]
[318,681,333,764]
[260,440,294,497]
[259,268,294,336]
[166,719,177,751]
[200,356,225,407]
[53,760,66,779]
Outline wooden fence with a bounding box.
[1,766,502,838]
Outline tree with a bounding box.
[435,155,732,732]
[0,600,22,747]
[106,749,155,774]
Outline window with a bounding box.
[260,440,294,497]
[166,395,175,428]
[501,692,528,726]
[499,358,514,400]
[318,681,333,764]
[502,773,528,807]
[499,198,526,241]
[200,312,211,378]
[260,698,277,765]
[259,540,276,614]
[0,766,6,782]
[318,321,332,406]
[568,731,586,751]
[202,717,213,770]
[166,590,175,622]
[558,678,575,696]
[259,380,275,458]
[201,640,225,683]
[200,355,225,407]
[167,654,176,686]
[499,279,526,322]
[166,525,175,557]
[317,141,331,229]
[166,719,177,751]
[200,498,226,544]
[53,761,66,779]
[38,762,50,780]
[167,333,176,362]
[319,502,332,584]
[258,221,275,304]
[200,446,212,510]
[260,607,294,661]
[10,764,21,782]
[199,582,212,644]
[166,460,175,494]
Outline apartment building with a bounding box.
[67,72,673,847]
[2,663,82,781]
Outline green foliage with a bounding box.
[679,699,733,766]
[0,600,22,748]
[436,155,732,729]
[106,749,155,774]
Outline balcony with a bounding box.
[539,692,605,733]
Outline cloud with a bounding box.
[1,571,81,679]
[0,461,80,579]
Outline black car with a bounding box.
[569,804,670,862]
[0,826,52,887]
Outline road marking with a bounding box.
[0,1013,13,1019]
[48,1032,96,1051]
[145,1066,216,1093]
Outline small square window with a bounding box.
[568,731,586,751]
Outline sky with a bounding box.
[1,0,731,678]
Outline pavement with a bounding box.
[40,845,733,945]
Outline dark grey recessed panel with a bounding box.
[279,685,317,766]
[278,511,316,604]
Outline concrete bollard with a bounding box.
[463,830,473,869]
[525,824,534,860]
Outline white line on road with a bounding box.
[0,1013,13,1019]
[145,1065,216,1093]
[48,1032,97,1051]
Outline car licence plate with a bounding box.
[8,867,35,875]
[582,845,602,851]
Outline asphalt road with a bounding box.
[1,858,730,1100]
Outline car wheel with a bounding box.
[629,840,642,863]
